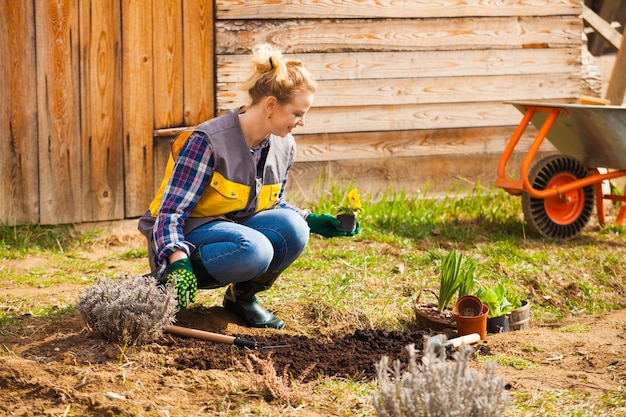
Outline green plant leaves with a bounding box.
[476,283,514,318]
[437,250,464,312]
[437,249,482,312]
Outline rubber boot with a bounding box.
[223,272,285,329]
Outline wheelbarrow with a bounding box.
[495,100,626,239]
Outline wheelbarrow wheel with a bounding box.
[521,155,594,239]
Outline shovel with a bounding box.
[165,325,286,349]
[426,333,481,354]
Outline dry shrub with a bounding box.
[236,351,317,406]
[75,275,177,345]
[373,339,510,417]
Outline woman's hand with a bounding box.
[305,213,360,238]
[167,258,198,309]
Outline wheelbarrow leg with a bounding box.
[617,184,626,226]
[590,168,606,226]
[589,168,626,227]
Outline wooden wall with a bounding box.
[213,0,583,202]
[1,0,584,225]
[0,0,214,225]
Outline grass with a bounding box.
[0,223,99,256]
[508,389,622,417]
[2,184,626,322]
[2,184,626,415]
[476,353,538,370]
[303,185,626,321]
[522,342,545,353]
[556,324,592,333]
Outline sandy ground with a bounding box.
[1,220,625,416]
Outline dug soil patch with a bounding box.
[2,305,625,416]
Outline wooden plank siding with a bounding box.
[215,17,582,54]
[79,0,124,222]
[218,49,581,82]
[122,0,155,218]
[220,73,581,113]
[216,0,581,19]
[288,151,535,201]
[153,0,184,129]
[214,0,583,202]
[35,0,82,224]
[182,0,215,126]
[0,0,586,225]
[0,0,40,225]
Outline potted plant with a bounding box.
[413,249,481,332]
[457,252,481,298]
[476,283,514,334]
[336,187,362,232]
[436,249,463,312]
[508,292,531,331]
[453,298,489,339]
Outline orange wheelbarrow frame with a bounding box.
[495,102,626,230]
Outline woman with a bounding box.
[139,44,359,329]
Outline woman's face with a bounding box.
[269,91,315,137]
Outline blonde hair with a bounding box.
[239,44,316,105]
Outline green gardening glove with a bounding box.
[167,258,197,309]
[306,213,360,238]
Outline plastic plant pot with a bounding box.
[487,315,510,334]
[336,214,357,232]
[453,304,488,339]
[455,295,484,317]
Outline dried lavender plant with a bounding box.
[237,351,317,405]
[75,275,177,345]
[373,338,510,417]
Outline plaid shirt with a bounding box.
[153,131,306,263]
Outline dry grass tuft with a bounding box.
[236,351,317,406]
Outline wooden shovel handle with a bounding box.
[165,325,258,348]
[165,325,235,344]
[445,333,481,347]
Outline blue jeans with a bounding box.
[185,209,309,285]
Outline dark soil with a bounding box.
[18,309,461,383]
[165,329,432,381]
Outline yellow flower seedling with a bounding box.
[338,188,363,216]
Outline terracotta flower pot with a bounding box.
[336,213,357,232]
[453,304,488,339]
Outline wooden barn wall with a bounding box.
[0,1,39,226]
[215,0,583,203]
[1,0,583,226]
[0,0,214,225]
